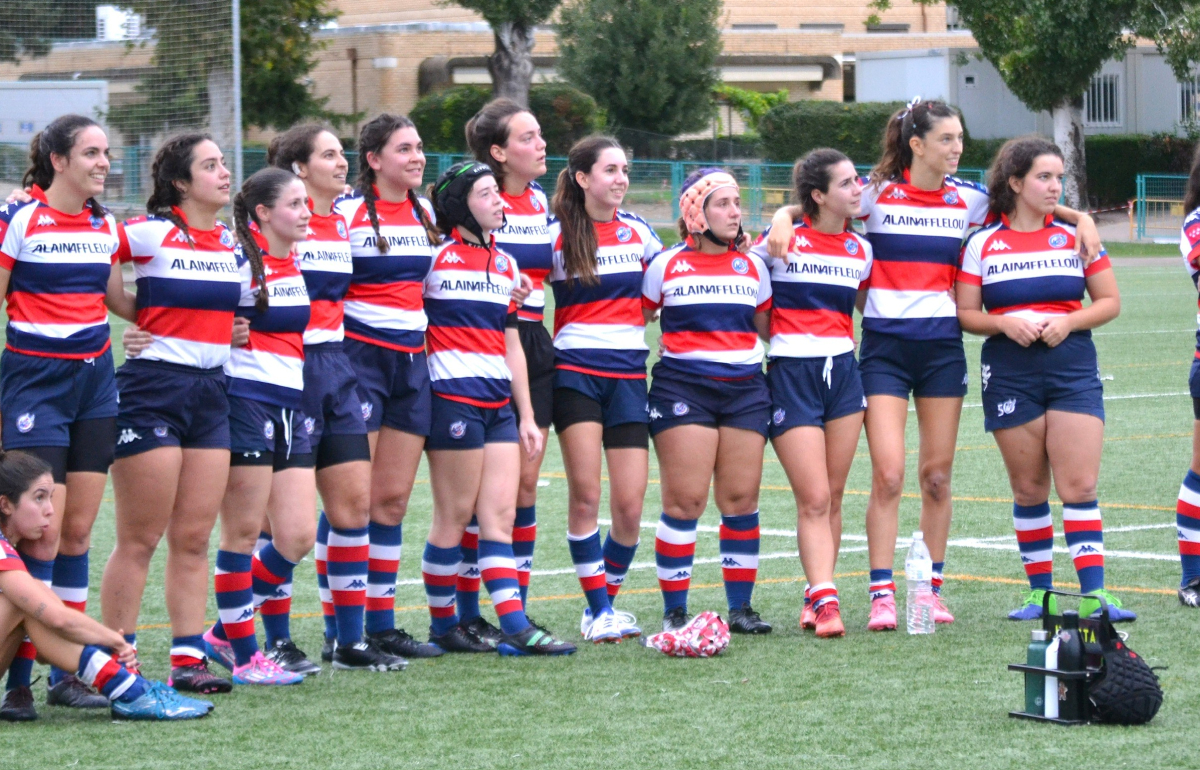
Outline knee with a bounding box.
[873,465,905,500]
[796,494,832,521]
[568,487,602,518]
[1058,477,1098,505]
[274,526,316,561]
[1011,483,1049,508]
[919,467,952,503]
[663,497,706,521]
[166,528,212,560]
[371,493,409,526]
[327,493,371,529]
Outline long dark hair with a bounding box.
[146,132,213,247]
[356,113,439,254]
[232,167,299,312]
[24,114,106,220]
[551,135,623,286]
[267,123,330,173]
[0,450,52,530]
[793,148,852,221]
[1187,143,1200,214]
[987,136,1063,218]
[466,98,528,187]
[871,99,960,186]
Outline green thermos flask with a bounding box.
[1025,628,1049,715]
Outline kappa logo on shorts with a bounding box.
[861,396,868,408]
[731,257,749,274]
[672,402,689,416]
[844,238,859,256]
[117,428,142,445]
[981,364,991,391]
[962,372,969,385]
[997,398,1017,417]
[263,420,275,441]
[449,420,467,439]
[616,225,633,242]
[304,417,315,435]
[336,220,347,238]
[772,408,786,425]
[649,407,663,420]
[1048,233,1068,249]
[361,402,373,421]
[154,426,169,438]
[15,413,34,433]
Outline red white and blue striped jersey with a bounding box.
[959,216,1111,325]
[298,203,353,346]
[548,211,661,378]
[116,212,242,369]
[750,219,873,359]
[1181,207,1200,358]
[0,532,25,572]
[495,182,553,323]
[0,187,118,359]
[224,234,311,409]
[423,234,519,407]
[642,244,771,378]
[335,191,436,353]
[860,171,990,339]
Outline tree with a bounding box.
[0,1,105,63]
[556,0,723,152]
[109,0,342,148]
[441,0,563,107]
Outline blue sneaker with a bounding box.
[111,681,213,721]
[203,627,236,671]
[1008,589,1056,621]
[1081,589,1137,623]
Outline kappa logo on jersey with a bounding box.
[987,239,1012,252]
[887,188,909,200]
[1048,233,1068,249]
[494,254,509,273]
[15,413,34,433]
[731,257,749,274]
[616,225,633,243]
[117,428,142,445]
[773,408,786,425]
[171,230,189,243]
[263,419,275,441]
[219,230,234,248]
[844,238,859,256]
[997,398,1016,417]
[943,191,959,205]
[649,407,663,420]
[981,363,991,391]
[154,426,170,438]
[36,214,56,227]
[441,254,465,264]
[304,417,315,435]
[672,402,689,416]
[336,220,347,238]
[449,420,467,439]
[361,402,373,421]
[793,235,813,249]
[670,260,695,274]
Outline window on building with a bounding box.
[1180,73,1200,125]
[1083,73,1122,128]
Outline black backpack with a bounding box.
[1087,614,1163,725]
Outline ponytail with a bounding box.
[24,114,106,221]
[870,99,960,187]
[231,166,301,312]
[551,135,622,287]
[357,113,439,254]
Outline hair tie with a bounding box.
[898,95,922,121]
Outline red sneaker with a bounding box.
[867,595,897,632]
[800,602,816,631]
[814,602,845,638]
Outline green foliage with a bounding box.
[713,85,788,133]
[1085,133,1195,204]
[556,0,722,149]
[411,84,603,154]
[109,0,343,138]
[442,0,563,28]
[758,100,907,164]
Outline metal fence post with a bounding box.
[1135,174,1145,240]
[671,162,684,221]
[748,162,763,230]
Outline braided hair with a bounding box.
[146,133,213,248]
[23,114,106,221]
[356,114,439,254]
[231,167,299,312]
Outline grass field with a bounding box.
[4,248,1200,769]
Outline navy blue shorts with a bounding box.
[344,339,431,437]
[519,321,554,429]
[980,332,1104,432]
[767,352,866,437]
[425,394,519,450]
[859,330,968,399]
[301,342,369,444]
[114,359,230,458]
[229,396,314,469]
[1,348,118,449]
[1189,357,1200,419]
[647,366,770,438]
[552,369,649,430]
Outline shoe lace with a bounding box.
[612,609,638,625]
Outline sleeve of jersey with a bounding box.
[546,225,565,282]
[858,181,879,220]
[1183,217,1200,267]
[1084,251,1112,276]
[962,183,992,227]
[747,227,771,263]
[957,237,983,286]
[642,256,664,310]
[0,208,24,271]
[859,239,874,287]
[752,255,772,311]
[642,226,664,266]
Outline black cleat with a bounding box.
[1180,576,1200,608]
[321,636,335,663]
[0,686,37,722]
[264,639,322,676]
[525,614,557,637]
[168,660,232,694]
[662,606,691,633]
[728,603,773,634]
[365,628,444,659]
[497,625,577,657]
[47,674,109,708]
[430,623,495,653]
[332,640,407,671]
[461,616,502,649]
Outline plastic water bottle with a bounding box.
[905,530,935,635]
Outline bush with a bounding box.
[1084,133,1194,205]
[411,84,603,156]
[759,100,906,165]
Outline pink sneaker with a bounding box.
[202,627,235,671]
[800,602,816,631]
[867,595,897,632]
[232,651,303,686]
[931,593,955,624]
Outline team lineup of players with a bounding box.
[0,94,1197,722]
